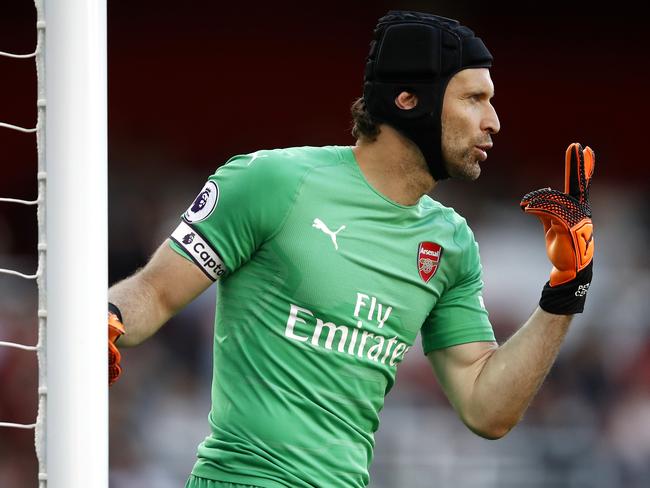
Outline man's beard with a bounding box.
[443,148,481,181]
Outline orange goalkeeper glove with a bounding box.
[108,306,125,386]
[520,142,595,314]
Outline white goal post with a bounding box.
[44,0,108,486]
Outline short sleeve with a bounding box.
[168,150,299,281]
[420,223,495,354]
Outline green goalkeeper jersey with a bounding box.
[169,146,495,488]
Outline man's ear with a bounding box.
[395,92,418,110]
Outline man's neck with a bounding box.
[352,125,436,206]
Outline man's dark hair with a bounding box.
[350,97,380,141]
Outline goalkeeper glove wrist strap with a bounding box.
[539,261,592,315]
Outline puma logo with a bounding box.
[312,218,346,251]
[582,232,594,252]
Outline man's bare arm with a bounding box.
[428,307,572,439]
[109,241,213,347]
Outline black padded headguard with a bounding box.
[363,11,493,180]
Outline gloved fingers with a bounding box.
[521,188,590,227]
[109,342,122,386]
[520,187,553,210]
[564,143,595,203]
[109,312,125,342]
[108,312,124,386]
[109,363,122,386]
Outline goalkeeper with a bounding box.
[108,10,595,488]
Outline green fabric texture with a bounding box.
[169,146,495,487]
[185,475,263,488]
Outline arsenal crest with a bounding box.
[418,242,443,283]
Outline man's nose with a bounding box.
[482,104,500,135]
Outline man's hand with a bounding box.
[520,142,595,314]
[108,311,125,386]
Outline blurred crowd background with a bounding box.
[1,1,649,487]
